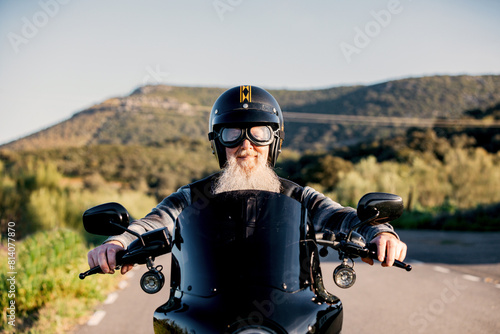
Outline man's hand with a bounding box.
[87,240,134,275]
[362,232,407,267]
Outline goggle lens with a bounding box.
[219,126,273,147]
[249,126,272,141]
[221,128,243,143]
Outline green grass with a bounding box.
[0,229,124,333]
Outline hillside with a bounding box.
[2,75,500,152]
[1,75,499,237]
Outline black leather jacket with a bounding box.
[107,173,397,248]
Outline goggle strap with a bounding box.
[277,129,285,140]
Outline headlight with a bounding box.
[333,264,356,289]
[140,269,164,294]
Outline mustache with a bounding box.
[236,149,259,158]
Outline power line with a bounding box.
[283,112,500,128]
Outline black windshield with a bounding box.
[172,190,310,297]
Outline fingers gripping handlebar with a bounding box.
[365,243,412,271]
[79,250,126,279]
[316,237,412,271]
[80,228,171,280]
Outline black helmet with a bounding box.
[208,85,285,168]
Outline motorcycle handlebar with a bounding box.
[79,250,125,280]
[316,239,412,272]
[365,243,412,271]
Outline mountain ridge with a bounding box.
[2,74,500,152]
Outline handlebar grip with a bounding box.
[79,249,125,280]
[367,243,412,271]
[392,259,412,271]
[79,265,102,279]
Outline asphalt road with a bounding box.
[72,230,500,334]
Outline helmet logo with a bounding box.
[240,85,252,103]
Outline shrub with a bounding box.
[0,229,122,333]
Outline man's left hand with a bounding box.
[362,233,407,267]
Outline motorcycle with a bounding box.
[80,191,411,333]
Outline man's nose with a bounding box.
[240,139,254,150]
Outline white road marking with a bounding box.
[462,274,481,282]
[118,280,128,289]
[417,261,499,288]
[433,266,451,273]
[87,310,106,326]
[104,292,118,305]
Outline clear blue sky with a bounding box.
[1,0,499,145]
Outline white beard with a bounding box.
[213,150,282,194]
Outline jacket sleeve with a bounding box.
[301,186,398,242]
[105,185,192,248]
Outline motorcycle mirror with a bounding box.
[356,192,404,224]
[83,202,130,236]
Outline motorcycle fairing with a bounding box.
[154,287,342,334]
[171,190,310,297]
[154,190,343,333]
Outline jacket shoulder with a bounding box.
[279,177,303,202]
[188,172,219,203]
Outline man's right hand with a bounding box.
[87,240,134,275]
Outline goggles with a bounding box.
[216,125,275,148]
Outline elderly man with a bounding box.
[87,85,407,275]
